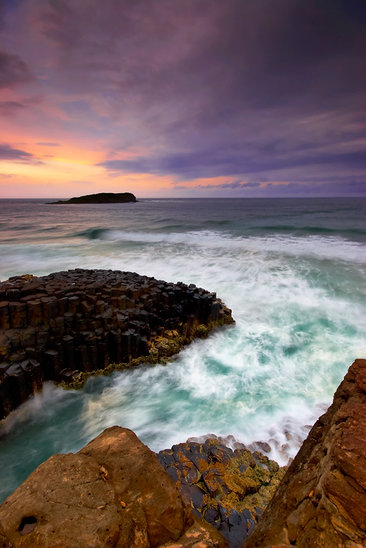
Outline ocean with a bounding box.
[0,197,365,502]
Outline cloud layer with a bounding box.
[0,0,365,196]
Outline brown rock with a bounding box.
[80,427,190,546]
[244,359,366,548]
[162,520,228,547]
[0,301,10,329]
[0,426,227,547]
[9,302,27,328]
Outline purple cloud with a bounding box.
[36,142,60,147]
[0,144,34,161]
[0,51,33,88]
[0,101,25,115]
[0,0,365,195]
[97,148,366,183]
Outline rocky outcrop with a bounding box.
[0,359,365,547]
[0,426,227,547]
[51,192,137,204]
[0,269,233,419]
[244,358,366,548]
[158,438,287,548]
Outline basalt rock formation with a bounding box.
[0,426,227,547]
[0,269,233,419]
[158,438,287,548]
[244,358,366,548]
[51,192,137,204]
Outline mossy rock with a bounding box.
[159,438,288,527]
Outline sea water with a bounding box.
[0,197,365,502]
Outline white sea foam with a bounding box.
[1,227,365,282]
[94,228,366,264]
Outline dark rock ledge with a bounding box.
[0,269,233,419]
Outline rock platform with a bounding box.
[0,269,233,419]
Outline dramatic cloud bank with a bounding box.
[0,0,365,197]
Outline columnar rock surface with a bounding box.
[0,426,227,547]
[158,438,286,548]
[0,269,233,419]
[244,358,366,547]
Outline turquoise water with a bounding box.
[0,198,365,502]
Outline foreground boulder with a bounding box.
[244,358,366,547]
[0,426,227,547]
[0,269,233,418]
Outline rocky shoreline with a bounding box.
[0,270,365,546]
[0,359,365,546]
[0,269,233,419]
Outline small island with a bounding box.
[51,192,137,204]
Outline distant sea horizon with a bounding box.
[1,195,366,200]
[0,196,365,502]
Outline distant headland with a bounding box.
[51,192,137,204]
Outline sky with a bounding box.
[0,0,365,198]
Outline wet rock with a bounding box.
[5,363,31,407]
[0,302,10,330]
[0,269,234,418]
[158,438,286,547]
[8,302,27,329]
[244,359,366,548]
[248,441,271,454]
[0,426,227,547]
